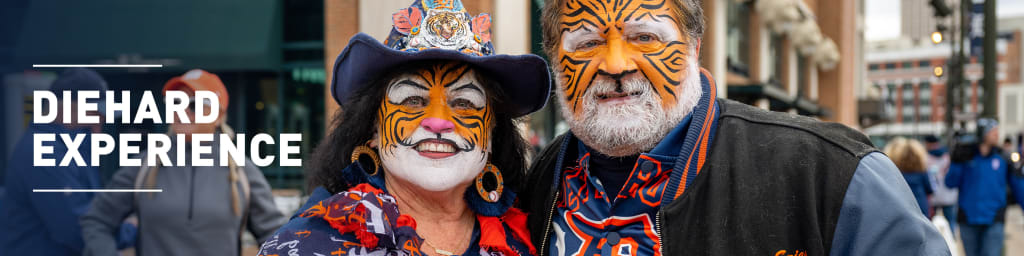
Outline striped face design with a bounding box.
[378,62,493,154]
[556,0,692,118]
[376,62,493,191]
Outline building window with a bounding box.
[869,64,880,70]
[919,82,931,100]
[726,1,751,77]
[919,82,931,121]
[886,63,896,70]
[903,115,915,123]
[902,61,913,69]
[887,83,898,120]
[903,83,915,102]
[919,60,931,68]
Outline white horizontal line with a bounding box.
[33,189,162,193]
[32,64,163,68]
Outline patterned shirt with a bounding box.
[548,116,695,256]
[259,184,534,256]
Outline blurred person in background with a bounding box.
[256,1,550,255]
[946,118,1024,256]
[80,69,286,256]
[1003,138,1015,155]
[0,68,137,255]
[925,135,958,235]
[884,137,934,216]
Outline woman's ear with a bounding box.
[370,132,380,148]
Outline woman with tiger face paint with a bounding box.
[257,1,550,256]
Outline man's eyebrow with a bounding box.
[392,79,429,90]
[452,83,484,94]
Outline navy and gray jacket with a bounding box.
[521,99,950,255]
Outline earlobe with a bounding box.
[370,133,380,148]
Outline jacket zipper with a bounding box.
[539,190,560,256]
[188,166,196,220]
[656,210,663,255]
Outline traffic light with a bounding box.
[930,0,952,17]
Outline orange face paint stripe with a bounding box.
[378,62,493,153]
[557,0,688,117]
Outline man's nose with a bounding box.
[599,38,637,75]
[421,117,455,134]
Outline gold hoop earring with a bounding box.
[475,163,504,203]
[350,145,380,176]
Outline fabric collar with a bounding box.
[660,68,720,206]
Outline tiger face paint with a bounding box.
[376,62,493,192]
[554,0,703,157]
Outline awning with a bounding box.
[727,83,831,117]
[11,0,282,71]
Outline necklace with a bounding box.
[423,239,457,256]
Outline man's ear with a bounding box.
[695,39,702,60]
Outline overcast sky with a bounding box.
[866,0,1024,41]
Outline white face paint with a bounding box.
[377,66,491,192]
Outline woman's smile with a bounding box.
[414,138,459,159]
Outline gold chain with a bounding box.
[423,238,457,256]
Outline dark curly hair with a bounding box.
[307,61,530,195]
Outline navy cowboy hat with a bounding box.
[329,0,550,117]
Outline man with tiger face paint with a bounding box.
[521,0,950,255]
[554,0,702,157]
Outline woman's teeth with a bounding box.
[416,142,456,153]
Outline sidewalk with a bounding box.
[1004,206,1024,256]
[946,205,1024,256]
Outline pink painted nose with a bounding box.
[421,117,455,133]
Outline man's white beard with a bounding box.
[379,128,488,192]
[556,60,702,157]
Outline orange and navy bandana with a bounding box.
[549,69,718,256]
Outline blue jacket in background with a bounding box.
[902,172,934,216]
[945,147,1024,225]
[0,124,136,255]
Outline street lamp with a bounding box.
[934,66,944,77]
[932,24,947,44]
